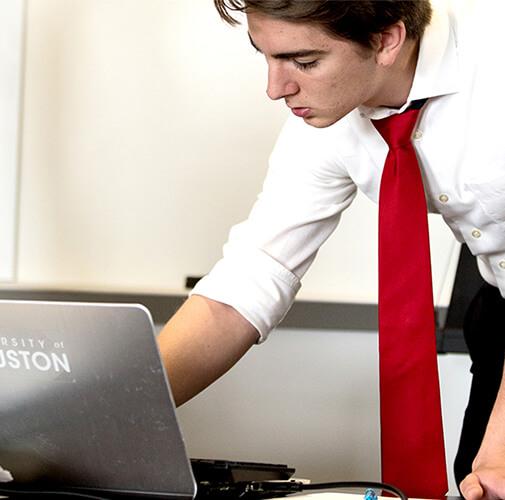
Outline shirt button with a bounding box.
[438,194,449,203]
[499,260,505,270]
[413,130,423,140]
[471,229,482,239]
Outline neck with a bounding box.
[373,38,420,109]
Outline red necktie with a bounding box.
[373,107,448,499]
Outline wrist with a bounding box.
[472,440,505,472]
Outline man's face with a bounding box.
[247,12,383,128]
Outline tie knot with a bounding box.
[372,107,421,149]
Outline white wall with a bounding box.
[0,0,24,282]
[16,0,286,293]
[10,0,460,305]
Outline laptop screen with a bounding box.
[0,300,196,499]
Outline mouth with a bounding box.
[290,107,312,118]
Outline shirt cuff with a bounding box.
[189,248,301,342]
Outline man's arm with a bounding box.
[460,364,505,500]
[157,294,259,406]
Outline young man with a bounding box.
[158,1,505,498]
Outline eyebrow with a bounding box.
[248,33,328,60]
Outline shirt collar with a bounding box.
[359,0,460,120]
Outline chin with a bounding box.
[303,115,339,128]
[304,108,352,128]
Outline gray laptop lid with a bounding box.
[0,300,196,499]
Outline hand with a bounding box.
[460,464,505,500]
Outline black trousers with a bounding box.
[454,283,505,487]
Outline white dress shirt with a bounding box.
[192,0,505,341]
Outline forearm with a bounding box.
[473,362,505,467]
[459,361,505,499]
[157,294,259,406]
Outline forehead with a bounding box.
[246,11,339,53]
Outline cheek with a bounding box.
[330,64,377,104]
[299,60,377,113]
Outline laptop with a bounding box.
[0,300,196,499]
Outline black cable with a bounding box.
[0,480,407,500]
[301,480,407,499]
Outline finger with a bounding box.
[460,472,484,500]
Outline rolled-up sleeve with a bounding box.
[191,115,358,341]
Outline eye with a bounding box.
[293,59,319,71]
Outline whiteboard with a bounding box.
[0,0,24,281]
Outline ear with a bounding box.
[375,21,407,67]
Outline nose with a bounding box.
[266,63,299,101]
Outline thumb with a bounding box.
[460,472,484,500]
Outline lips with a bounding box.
[290,107,311,118]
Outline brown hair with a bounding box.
[214,0,432,49]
